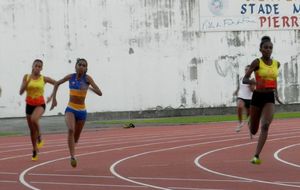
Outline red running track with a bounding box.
[0,118,300,190]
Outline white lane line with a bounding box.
[30,181,146,188]
[194,135,300,189]
[130,177,249,183]
[28,172,250,190]
[1,170,249,184]
[0,180,18,183]
[29,173,247,183]
[0,172,18,175]
[29,173,114,179]
[0,134,159,154]
[275,181,300,184]
[0,133,148,148]
[169,187,223,190]
[0,170,251,186]
[274,143,300,168]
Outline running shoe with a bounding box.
[37,135,44,148]
[70,157,77,168]
[235,122,244,132]
[250,156,261,165]
[37,139,44,149]
[32,150,38,161]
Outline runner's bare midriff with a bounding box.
[69,96,85,105]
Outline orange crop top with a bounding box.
[255,59,279,90]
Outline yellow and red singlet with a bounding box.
[255,59,279,90]
[26,75,45,105]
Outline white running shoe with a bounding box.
[235,122,244,132]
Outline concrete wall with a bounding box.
[0,0,299,118]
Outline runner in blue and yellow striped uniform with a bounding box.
[50,58,102,168]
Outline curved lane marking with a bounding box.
[274,143,300,168]
[194,135,300,188]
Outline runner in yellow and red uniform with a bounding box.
[243,36,283,165]
[19,59,56,161]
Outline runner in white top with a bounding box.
[233,65,255,132]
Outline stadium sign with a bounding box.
[200,0,300,31]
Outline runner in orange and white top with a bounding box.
[233,65,255,132]
[19,59,56,161]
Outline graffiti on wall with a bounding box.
[214,54,241,78]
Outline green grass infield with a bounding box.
[90,112,300,125]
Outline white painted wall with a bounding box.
[0,0,299,118]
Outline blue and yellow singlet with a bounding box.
[68,73,88,110]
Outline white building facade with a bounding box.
[0,0,299,117]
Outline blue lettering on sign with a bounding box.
[274,4,279,14]
[241,4,247,14]
[249,4,255,14]
[294,4,300,14]
[240,3,280,15]
[258,4,266,14]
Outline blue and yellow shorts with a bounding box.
[65,106,87,121]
